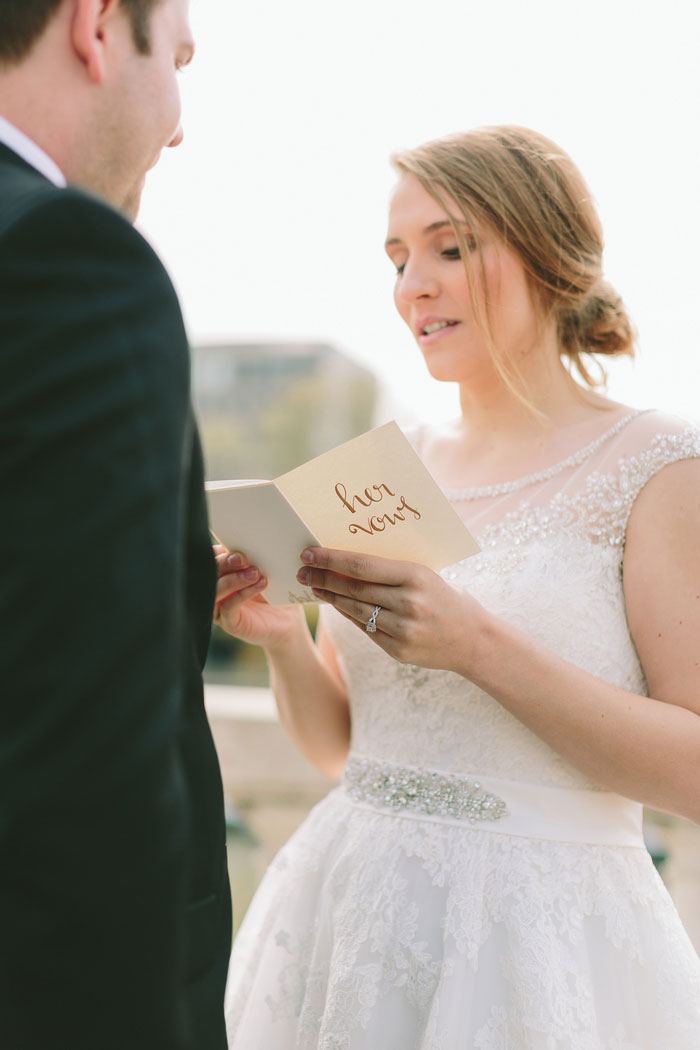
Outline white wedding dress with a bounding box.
[225,409,700,1050]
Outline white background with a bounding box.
[138,0,700,425]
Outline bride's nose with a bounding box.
[396,260,440,302]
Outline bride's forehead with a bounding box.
[387,176,457,235]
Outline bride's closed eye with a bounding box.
[391,248,464,276]
[444,234,478,256]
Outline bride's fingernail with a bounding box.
[301,549,315,564]
[228,553,243,569]
[297,568,310,584]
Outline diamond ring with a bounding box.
[365,605,381,633]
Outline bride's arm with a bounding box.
[296,458,700,822]
[462,459,700,820]
[265,621,351,779]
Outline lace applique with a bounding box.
[227,792,700,1049]
[462,426,700,553]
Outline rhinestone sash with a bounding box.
[343,755,508,824]
[340,755,646,846]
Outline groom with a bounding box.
[0,2,230,1047]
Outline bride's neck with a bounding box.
[456,356,607,449]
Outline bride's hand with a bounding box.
[214,546,305,647]
[296,547,484,675]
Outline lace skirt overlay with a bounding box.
[225,783,700,1050]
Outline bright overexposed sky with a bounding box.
[138,0,700,425]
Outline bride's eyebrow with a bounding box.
[385,219,468,249]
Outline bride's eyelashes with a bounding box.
[390,246,465,277]
[450,233,479,254]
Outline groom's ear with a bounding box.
[70,0,123,85]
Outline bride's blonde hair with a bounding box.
[392,126,635,402]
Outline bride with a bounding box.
[216,126,700,1048]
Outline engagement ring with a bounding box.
[365,605,381,633]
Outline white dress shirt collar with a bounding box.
[0,116,66,188]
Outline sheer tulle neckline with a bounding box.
[443,409,649,502]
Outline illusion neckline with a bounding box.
[442,409,650,502]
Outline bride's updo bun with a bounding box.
[392,126,635,390]
[558,280,635,384]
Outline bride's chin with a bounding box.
[420,353,477,385]
[420,335,502,384]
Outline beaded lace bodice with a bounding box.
[322,410,700,792]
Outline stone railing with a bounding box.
[205,683,336,862]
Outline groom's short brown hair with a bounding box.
[0,0,163,64]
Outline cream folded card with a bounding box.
[206,420,479,605]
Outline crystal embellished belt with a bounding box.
[340,755,647,846]
[342,755,509,824]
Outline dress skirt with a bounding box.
[225,763,700,1050]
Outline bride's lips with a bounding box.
[415,317,461,346]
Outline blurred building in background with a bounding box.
[192,340,377,688]
[192,341,377,483]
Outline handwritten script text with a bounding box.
[334,481,421,537]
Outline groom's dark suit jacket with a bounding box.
[0,143,231,1049]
